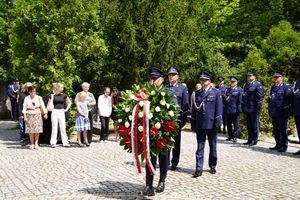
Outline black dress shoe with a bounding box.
[193,171,202,178]
[142,186,155,196]
[170,165,177,171]
[293,150,300,155]
[210,168,216,174]
[269,146,279,150]
[156,181,165,193]
[278,147,287,152]
[233,138,237,143]
[249,141,257,146]
[243,142,251,145]
[225,138,231,141]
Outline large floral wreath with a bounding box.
[115,83,179,174]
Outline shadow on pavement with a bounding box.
[79,180,151,200]
[220,139,300,159]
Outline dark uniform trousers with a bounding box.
[171,129,181,167]
[146,153,169,186]
[271,117,288,149]
[295,115,300,142]
[227,114,240,139]
[195,129,217,172]
[245,112,259,144]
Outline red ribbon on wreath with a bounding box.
[131,88,155,175]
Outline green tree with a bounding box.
[0,0,13,80]
[9,0,108,94]
[262,20,300,77]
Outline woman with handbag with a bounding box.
[22,86,47,150]
[49,83,71,148]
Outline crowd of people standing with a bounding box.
[7,81,121,149]
[4,68,300,197]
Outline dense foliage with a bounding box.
[1,0,299,136]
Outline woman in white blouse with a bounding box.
[22,86,47,149]
[98,87,112,142]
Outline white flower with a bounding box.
[150,90,156,96]
[118,119,123,123]
[155,106,161,112]
[139,112,143,118]
[138,126,143,132]
[161,92,166,96]
[130,94,135,100]
[125,121,130,128]
[169,110,174,117]
[129,115,133,120]
[147,113,153,119]
[155,122,161,129]
[125,107,130,113]
[166,103,170,109]
[139,101,144,107]
[160,99,166,106]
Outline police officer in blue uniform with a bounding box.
[293,80,300,155]
[143,67,169,196]
[166,66,189,171]
[225,76,243,143]
[242,71,264,146]
[268,71,293,152]
[7,77,20,121]
[216,77,228,134]
[192,72,222,177]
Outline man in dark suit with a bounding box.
[224,76,243,143]
[242,71,264,146]
[216,76,228,134]
[293,80,300,155]
[192,72,222,177]
[268,71,293,152]
[166,66,189,171]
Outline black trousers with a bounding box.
[100,116,109,141]
[146,153,169,184]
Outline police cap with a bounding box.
[230,76,238,82]
[149,67,164,79]
[199,72,212,80]
[167,66,179,75]
[217,76,224,81]
[247,70,256,76]
[273,70,284,77]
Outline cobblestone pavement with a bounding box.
[1,121,300,200]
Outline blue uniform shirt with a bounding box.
[293,80,300,116]
[268,82,293,118]
[242,80,264,113]
[192,86,223,130]
[166,82,189,127]
[224,86,243,114]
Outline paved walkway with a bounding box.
[0,121,300,200]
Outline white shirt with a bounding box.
[22,95,46,114]
[98,95,112,117]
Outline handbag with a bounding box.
[47,94,54,111]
